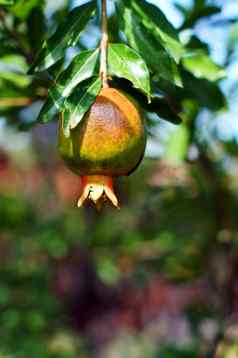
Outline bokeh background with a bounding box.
[1,0,238,356]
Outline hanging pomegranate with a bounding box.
[58,87,146,208]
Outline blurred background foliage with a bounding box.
[0,0,238,357]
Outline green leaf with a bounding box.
[37,97,58,123]
[180,5,221,30]
[39,50,99,123]
[152,100,182,125]
[124,0,184,63]
[165,124,189,165]
[117,2,182,87]
[0,55,30,88]
[97,256,120,285]
[0,78,31,111]
[0,72,30,88]
[182,71,227,111]
[110,77,182,125]
[11,0,43,20]
[174,3,188,17]
[182,50,226,82]
[27,7,46,52]
[64,77,102,130]
[0,54,28,72]
[0,0,15,4]
[108,43,150,100]
[50,49,99,108]
[28,1,96,74]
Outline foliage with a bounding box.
[0,0,226,129]
[0,0,238,357]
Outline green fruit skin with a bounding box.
[58,89,146,177]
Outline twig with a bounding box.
[0,98,33,107]
[99,0,109,88]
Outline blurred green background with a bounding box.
[1,0,238,357]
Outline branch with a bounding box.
[0,98,33,107]
[99,0,109,88]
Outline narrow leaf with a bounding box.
[50,49,99,108]
[182,71,227,111]
[108,43,151,100]
[12,0,43,20]
[37,97,58,123]
[0,0,15,4]
[182,50,226,82]
[110,77,182,125]
[65,77,102,130]
[165,124,189,165]
[180,5,221,30]
[125,0,184,63]
[117,3,182,87]
[28,1,96,74]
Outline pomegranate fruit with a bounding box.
[58,87,146,208]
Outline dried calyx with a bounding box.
[78,175,119,209]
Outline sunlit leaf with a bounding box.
[123,0,184,63]
[182,50,226,82]
[28,1,96,74]
[37,97,58,123]
[50,49,100,108]
[0,54,28,73]
[11,0,43,20]
[117,2,182,87]
[108,43,151,99]
[0,55,30,88]
[64,77,102,130]
[0,72,30,88]
[0,0,15,5]
[165,124,189,165]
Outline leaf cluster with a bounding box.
[0,0,227,134]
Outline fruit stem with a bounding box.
[100,0,109,88]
